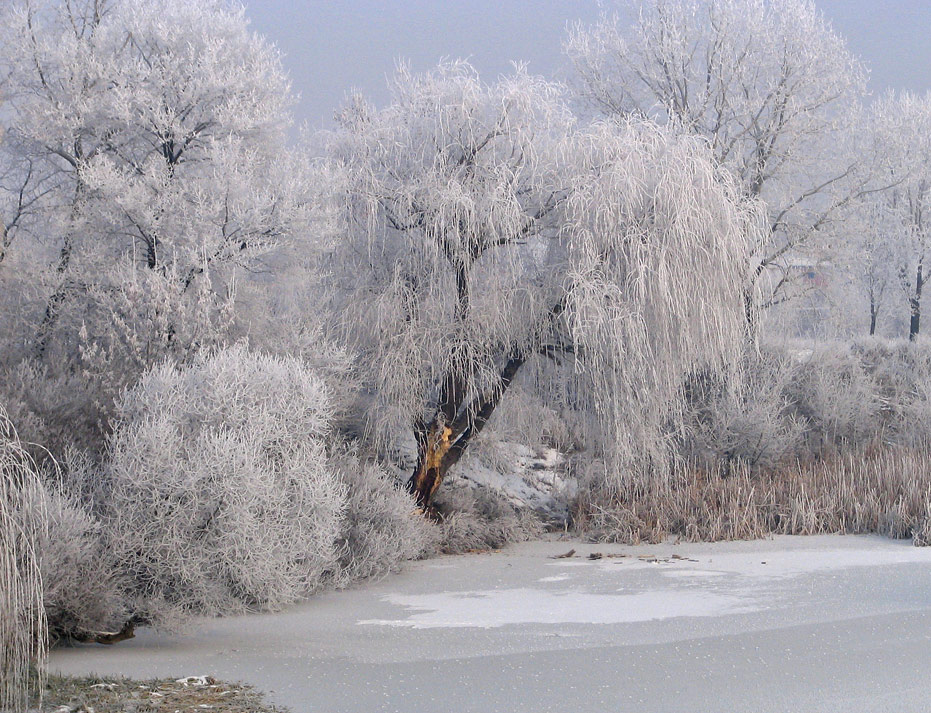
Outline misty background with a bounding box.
[244,0,931,129]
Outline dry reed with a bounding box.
[0,406,47,712]
[579,447,931,545]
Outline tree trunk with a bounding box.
[910,262,924,342]
[407,351,526,509]
[408,424,454,510]
[33,235,74,359]
[66,617,139,646]
[34,181,86,360]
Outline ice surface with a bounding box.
[50,535,931,713]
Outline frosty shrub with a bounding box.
[582,338,931,542]
[0,406,46,713]
[20,479,127,642]
[675,339,931,472]
[99,345,346,623]
[676,350,806,471]
[785,344,886,454]
[0,361,111,459]
[433,483,543,554]
[782,339,931,455]
[329,450,439,585]
[873,340,931,448]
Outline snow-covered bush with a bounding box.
[0,361,111,459]
[433,483,543,554]
[329,450,439,585]
[585,338,931,542]
[871,340,931,448]
[21,480,127,642]
[0,406,46,713]
[677,351,806,471]
[99,345,346,623]
[675,339,931,475]
[786,344,886,454]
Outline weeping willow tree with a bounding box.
[565,0,871,315]
[326,62,763,510]
[0,406,47,713]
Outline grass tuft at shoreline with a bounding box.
[34,673,288,713]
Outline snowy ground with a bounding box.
[52,535,931,713]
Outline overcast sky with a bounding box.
[243,1,931,130]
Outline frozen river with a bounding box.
[51,535,931,712]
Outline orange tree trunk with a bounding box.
[408,425,453,509]
[406,351,527,509]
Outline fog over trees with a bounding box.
[3,1,931,708]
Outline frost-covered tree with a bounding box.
[865,92,931,341]
[565,0,871,312]
[0,0,306,375]
[835,195,902,337]
[326,62,761,507]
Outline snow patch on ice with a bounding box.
[358,587,749,629]
[661,569,728,579]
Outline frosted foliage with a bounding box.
[865,93,931,339]
[834,197,903,336]
[330,452,439,585]
[101,346,345,622]
[884,346,931,448]
[481,382,578,453]
[0,407,46,713]
[788,349,886,449]
[432,485,543,554]
[678,353,806,470]
[676,340,931,471]
[13,475,126,641]
[566,0,869,301]
[327,62,759,496]
[0,0,306,372]
[0,361,107,458]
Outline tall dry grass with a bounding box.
[579,447,931,544]
[0,406,47,713]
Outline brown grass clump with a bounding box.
[36,674,288,712]
[579,447,931,545]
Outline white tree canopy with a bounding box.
[864,92,931,340]
[565,0,871,309]
[325,62,762,505]
[0,0,307,371]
